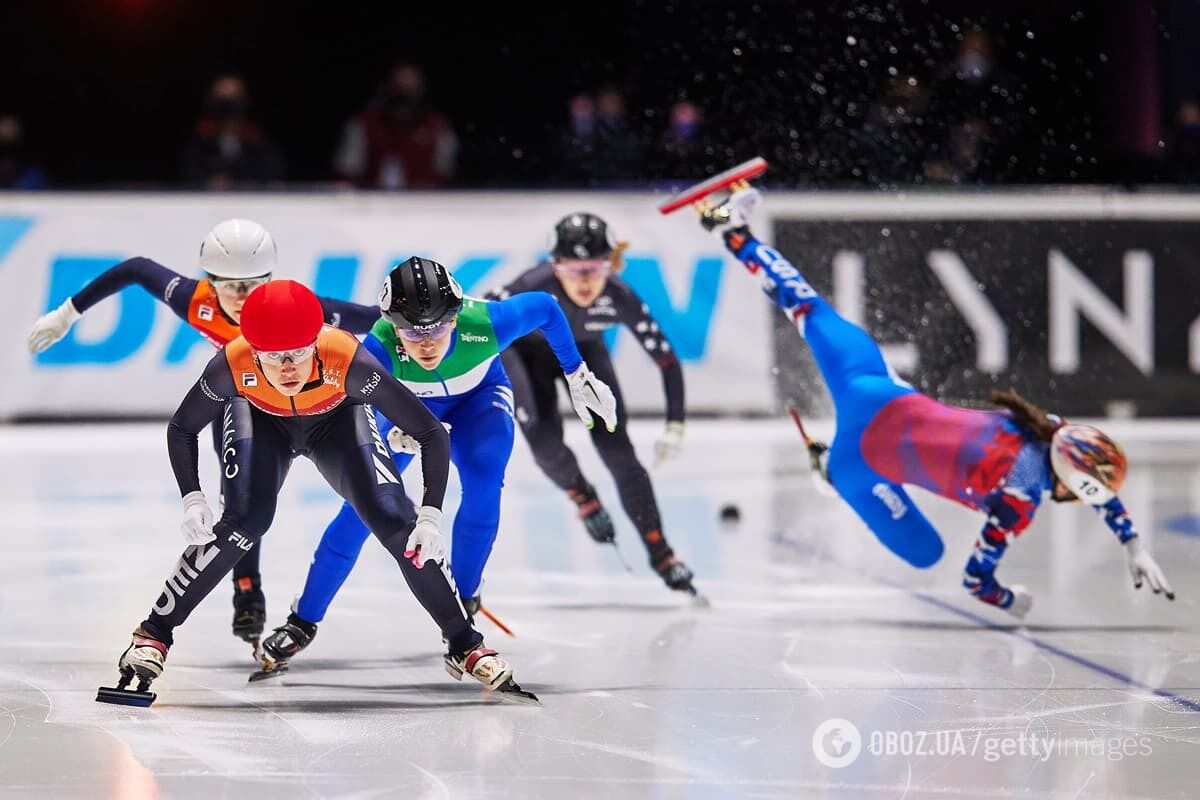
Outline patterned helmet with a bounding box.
[1049,424,1127,505]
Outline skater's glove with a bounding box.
[405,506,446,568]
[388,422,451,455]
[566,363,618,433]
[653,421,685,465]
[27,299,81,355]
[180,491,216,546]
[1125,537,1175,600]
[1002,585,1034,620]
[387,426,420,455]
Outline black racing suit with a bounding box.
[138,337,479,656]
[487,262,686,567]
[71,256,380,615]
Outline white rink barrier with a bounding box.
[5,189,1200,420]
[0,192,773,419]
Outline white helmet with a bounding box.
[199,218,277,279]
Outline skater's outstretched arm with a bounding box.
[962,485,1039,617]
[166,352,238,496]
[316,296,381,335]
[488,291,582,372]
[607,281,685,426]
[1096,497,1175,599]
[29,257,195,353]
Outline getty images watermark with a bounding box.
[812,718,1153,769]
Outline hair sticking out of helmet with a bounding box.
[199,218,277,279]
[380,256,463,329]
[1049,424,1128,505]
[240,280,324,352]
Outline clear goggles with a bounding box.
[553,259,611,279]
[209,274,272,294]
[255,343,316,363]
[396,319,455,343]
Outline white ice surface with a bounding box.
[2,418,1200,799]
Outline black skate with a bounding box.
[568,485,615,544]
[444,645,540,705]
[96,629,168,707]
[655,556,710,607]
[248,613,317,683]
[232,577,266,660]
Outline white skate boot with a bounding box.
[96,628,169,707]
[444,644,539,704]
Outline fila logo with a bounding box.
[872,483,908,520]
[241,372,257,387]
[198,305,214,321]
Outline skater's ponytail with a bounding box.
[990,388,1064,442]
[611,240,630,272]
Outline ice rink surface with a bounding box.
[3,418,1200,799]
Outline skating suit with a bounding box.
[484,264,684,565]
[141,325,477,654]
[723,230,1138,606]
[293,293,584,622]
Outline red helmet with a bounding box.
[1049,424,1128,504]
[239,280,324,351]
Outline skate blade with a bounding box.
[491,678,541,705]
[690,592,712,609]
[248,660,289,684]
[657,157,768,214]
[96,686,156,707]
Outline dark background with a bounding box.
[5,0,1200,188]
[773,218,1200,416]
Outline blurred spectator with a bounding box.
[180,75,284,190]
[593,86,646,183]
[860,74,935,183]
[556,86,646,186]
[334,63,458,190]
[924,116,992,184]
[555,93,600,184]
[1169,100,1200,181]
[652,100,713,180]
[0,114,47,189]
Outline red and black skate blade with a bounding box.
[492,678,541,706]
[248,661,289,684]
[657,157,768,215]
[96,686,156,707]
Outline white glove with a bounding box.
[388,422,451,455]
[180,491,216,546]
[653,421,685,464]
[387,426,420,455]
[27,299,82,355]
[565,363,618,432]
[404,505,447,568]
[1125,537,1175,600]
[1004,585,1034,620]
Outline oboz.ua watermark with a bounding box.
[812,718,1153,768]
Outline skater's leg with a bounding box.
[827,437,945,569]
[445,385,515,600]
[722,228,911,409]
[139,400,292,646]
[310,403,480,656]
[502,343,586,491]
[504,341,615,543]
[213,411,267,634]
[577,343,676,566]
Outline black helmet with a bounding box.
[549,212,617,261]
[379,256,463,329]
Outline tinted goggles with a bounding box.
[396,320,455,343]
